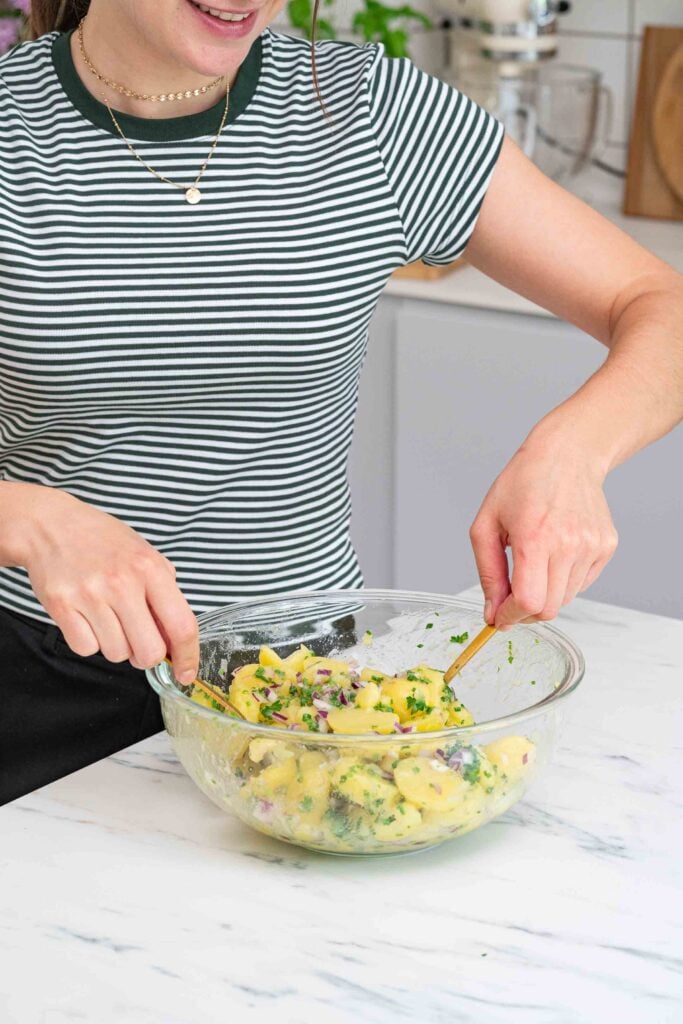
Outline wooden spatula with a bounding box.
[443,625,497,685]
[164,659,244,718]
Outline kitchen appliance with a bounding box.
[439,0,613,186]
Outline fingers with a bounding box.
[78,602,132,662]
[469,515,511,625]
[146,574,199,685]
[534,552,572,622]
[115,591,169,671]
[494,525,618,629]
[494,540,549,630]
[58,608,100,658]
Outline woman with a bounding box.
[0,0,680,804]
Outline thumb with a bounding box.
[469,514,511,625]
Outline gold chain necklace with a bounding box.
[77,17,230,205]
[76,17,224,101]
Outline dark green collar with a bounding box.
[51,27,263,141]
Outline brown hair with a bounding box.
[28,0,328,113]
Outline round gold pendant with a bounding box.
[185,187,201,205]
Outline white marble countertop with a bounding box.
[384,182,683,318]
[3,588,683,1024]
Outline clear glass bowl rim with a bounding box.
[145,588,585,743]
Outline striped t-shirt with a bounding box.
[0,25,503,623]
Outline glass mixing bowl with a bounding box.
[146,590,584,856]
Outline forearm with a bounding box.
[522,275,683,475]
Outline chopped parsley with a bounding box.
[289,682,314,706]
[450,632,469,644]
[425,622,434,630]
[507,640,514,664]
[406,671,419,682]
[370,674,385,684]
[301,712,319,732]
[254,666,270,683]
[259,699,283,721]
[406,694,433,714]
[373,701,394,713]
[416,643,424,649]
[299,796,314,812]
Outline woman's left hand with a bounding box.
[469,434,619,630]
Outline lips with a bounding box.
[185,0,257,37]
[189,0,253,20]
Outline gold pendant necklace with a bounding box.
[105,90,229,205]
[78,17,230,204]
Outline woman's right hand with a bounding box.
[4,483,199,682]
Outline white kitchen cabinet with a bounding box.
[350,293,683,618]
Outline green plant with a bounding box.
[287,0,336,41]
[286,0,432,58]
[352,0,432,57]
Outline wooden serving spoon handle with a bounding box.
[443,624,498,685]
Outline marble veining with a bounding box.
[2,589,682,1024]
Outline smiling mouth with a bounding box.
[188,1,253,20]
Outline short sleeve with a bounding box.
[365,47,504,266]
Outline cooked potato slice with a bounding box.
[360,667,391,684]
[248,738,279,763]
[283,644,312,672]
[331,756,399,811]
[259,646,285,669]
[484,736,536,783]
[251,753,297,797]
[394,756,471,810]
[373,801,422,841]
[409,709,449,732]
[284,752,330,823]
[355,681,381,710]
[326,707,399,734]
[227,685,261,723]
[379,675,440,720]
[444,701,475,727]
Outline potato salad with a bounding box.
[187,643,536,853]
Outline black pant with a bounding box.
[0,603,164,805]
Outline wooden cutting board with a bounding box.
[624,26,683,220]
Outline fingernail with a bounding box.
[179,669,196,685]
[484,600,492,624]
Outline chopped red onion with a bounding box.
[317,708,329,719]
[339,691,350,706]
[252,692,264,703]
[432,783,442,794]
[264,686,279,701]
[313,698,333,713]
[317,716,330,734]
[318,668,332,676]
[393,723,415,734]
[271,712,288,723]
[379,769,394,781]
[522,753,529,765]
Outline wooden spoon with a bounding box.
[443,624,497,685]
[164,659,245,718]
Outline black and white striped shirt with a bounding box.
[0,25,503,623]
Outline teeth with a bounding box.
[196,2,250,18]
